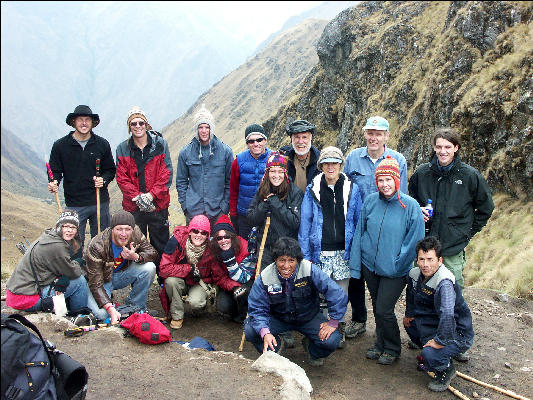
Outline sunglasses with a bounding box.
[190,229,209,236]
[216,234,231,241]
[246,137,265,144]
[130,121,146,127]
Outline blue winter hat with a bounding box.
[363,116,389,131]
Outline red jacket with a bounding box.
[159,226,240,291]
[116,132,173,213]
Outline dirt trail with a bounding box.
[2,283,532,400]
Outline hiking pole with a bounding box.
[46,162,62,213]
[427,372,470,400]
[238,211,271,352]
[95,158,101,234]
[456,371,530,400]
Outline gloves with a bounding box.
[53,275,70,293]
[133,193,156,212]
[232,285,247,300]
[190,264,201,283]
[220,248,236,267]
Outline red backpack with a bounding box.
[120,313,172,345]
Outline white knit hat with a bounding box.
[193,104,215,137]
[127,106,152,133]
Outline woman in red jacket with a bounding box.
[159,215,240,329]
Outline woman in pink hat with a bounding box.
[159,214,240,329]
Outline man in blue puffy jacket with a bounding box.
[245,237,348,366]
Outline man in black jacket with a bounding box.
[408,127,494,290]
[48,105,116,247]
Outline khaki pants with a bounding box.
[442,251,467,289]
[165,277,207,320]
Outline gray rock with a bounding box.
[494,293,509,302]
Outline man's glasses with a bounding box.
[246,137,265,144]
[190,229,209,236]
[130,121,146,127]
[62,225,78,231]
[216,235,231,241]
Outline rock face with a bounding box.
[264,1,533,199]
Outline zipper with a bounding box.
[373,202,389,268]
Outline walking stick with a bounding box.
[456,371,530,400]
[95,158,101,234]
[238,211,271,352]
[46,162,62,213]
[427,372,470,400]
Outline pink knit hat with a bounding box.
[188,214,211,235]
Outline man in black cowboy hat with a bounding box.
[48,105,116,247]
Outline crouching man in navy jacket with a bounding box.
[403,236,474,392]
[244,237,348,366]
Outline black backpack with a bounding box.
[1,313,88,400]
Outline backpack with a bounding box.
[120,313,171,345]
[1,313,88,400]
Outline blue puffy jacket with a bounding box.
[298,173,362,263]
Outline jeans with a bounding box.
[363,265,406,357]
[70,202,110,247]
[26,276,89,313]
[89,262,156,321]
[348,277,367,323]
[244,312,342,359]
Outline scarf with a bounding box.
[185,237,206,265]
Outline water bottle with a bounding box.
[425,199,433,235]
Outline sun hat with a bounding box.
[66,105,100,127]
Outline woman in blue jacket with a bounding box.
[298,146,362,347]
[349,156,424,365]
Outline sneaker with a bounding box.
[345,321,366,338]
[170,319,183,329]
[428,362,456,392]
[302,337,324,366]
[377,352,398,365]
[366,346,382,360]
[453,351,470,362]
[407,340,420,349]
[279,331,295,348]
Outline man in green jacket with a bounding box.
[408,127,494,289]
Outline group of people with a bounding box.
[6,103,494,392]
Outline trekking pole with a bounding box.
[427,372,470,400]
[456,371,530,400]
[46,162,62,213]
[95,158,101,234]
[238,211,271,352]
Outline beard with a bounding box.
[293,141,311,156]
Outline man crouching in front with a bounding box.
[245,237,347,366]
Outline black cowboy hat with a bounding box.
[66,105,100,127]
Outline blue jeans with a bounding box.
[405,323,467,372]
[244,312,342,359]
[88,262,156,321]
[26,276,89,313]
[70,202,110,247]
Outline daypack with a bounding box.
[1,313,88,400]
[120,313,171,345]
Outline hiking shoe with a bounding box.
[69,313,96,327]
[280,331,295,348]
[345,321,366,338]
[407,339,420,349]
[453,351,470,362]
[170,319,183,329]
[366,346,383,360]
[302,337,324,366]
[428,362,456,392]
[377,352,398,365]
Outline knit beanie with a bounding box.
[111,210,136,229]
[244,124,267,141]
[286,119,315,136]
[212,214,236,236]
[264,151,289,183]
[375,156,405,208]
[188,214,211,236]
[127,106,153,133]
[317,146,345,170]
[56,209,79,234]
[193,104,215,137]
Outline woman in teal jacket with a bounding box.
[349,156,424,365]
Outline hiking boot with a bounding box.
[69,313,96,327]
[366,346,383,360]
[279,331,295,348]
[428,362,456,392]
[170,319,183,329]
[345,321,366,338]
[302,337,324,366]
[407,339,420,349]
[337,322,346,349]
[453,351,470,362]
[377,352,398,365]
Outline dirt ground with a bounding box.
[2,282,532,400]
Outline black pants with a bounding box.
[216,281,253,319]
[362,265,406,357]
[133,208,170,272]
[235,214,254,241]
[348,277,367,323]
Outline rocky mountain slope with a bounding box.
[263,1,533,199]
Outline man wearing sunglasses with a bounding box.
[116,106,173,280]
[48,105,116,248]
[229,124,271,239]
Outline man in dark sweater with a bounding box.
[48,105,116,246]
